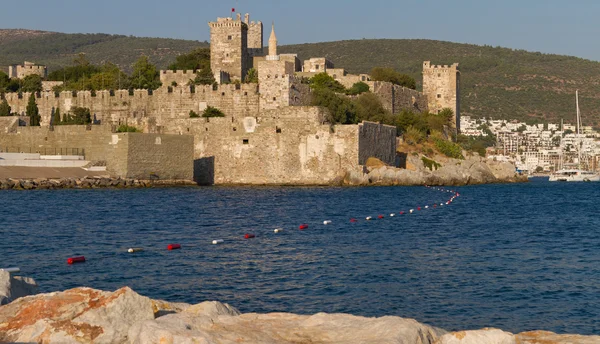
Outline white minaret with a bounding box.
[266,22,279,61]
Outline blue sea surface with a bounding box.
[1,179,599,334]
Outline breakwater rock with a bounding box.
[344,154,527,186]
[0,177,196,190]
[1,280,599,344]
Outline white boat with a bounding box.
[549,169,600,182]
[549,90,600,182]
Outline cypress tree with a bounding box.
[53,107,61,125]
[26,93,40,126]
[0,98,11,116]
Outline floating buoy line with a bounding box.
[49,185,461,264]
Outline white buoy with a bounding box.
[366,216,372,221]
[1,267,20,273]
[440,203,444,206]
[409,209,414,213]
[127,248,143,253]
[323,220,332,225]
[446,202,450,205]
[274,228,283,233]
[390,213,395,217]
[425,206,429,209]
[212,239,224,245]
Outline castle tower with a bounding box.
[422,61,461,132]
[257,22,296,110]
[266,23,279,60]
[246,13,264,58]
[208,16,249,83]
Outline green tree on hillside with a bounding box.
[168,48,210,71]
[130,56,161,90]
[26,93,40,126]
[355,92,391,123]
[370,67,416,89]
[311,88,356,124]
[194,67,216,85]
[0,71,9,92]
[0,98,11,116]
[346,81,370,95]
[21,74,43,92]
[309,73,346,92]
[89,62,130,90]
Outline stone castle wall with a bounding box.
[371,81,429,114]
[0,125,193,180]
[159,70,198,86]
[358,121,397,165]
[3,84,261,128]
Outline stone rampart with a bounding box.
[159,70,198,86]
[2,84,261,128]
[371,81,428,114]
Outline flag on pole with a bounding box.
[232,7,235,13]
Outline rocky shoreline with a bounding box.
[0,177,197,190]
[1,272,598,344]
[344,154,527,186]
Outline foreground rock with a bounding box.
[434,328,515,343]
[0,287,154,343]
[130,302,445,344]
[0,270,38,305]
[345,154,526,186]
[2,285,600,344]
[515,330,600,343]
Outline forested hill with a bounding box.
[2,29,600,126]
[280,39,600,127]
[0,29,207,73]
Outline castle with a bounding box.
[0,13,460,185]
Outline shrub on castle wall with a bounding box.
[346,82,369,95]
[189,110,200,118]
[309,73,346,93]
[116,124,141,133]
[202,106,225,118]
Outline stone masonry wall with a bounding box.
[159,70,198,86]
[161,106,361,185]
[3,85,261,129]
[209,17,248,82]
[371,81,428,114]
[121,133,193,180]
[358,121,397,166]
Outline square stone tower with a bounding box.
[422,61,461,132]
[209,15,249,83]
[245,13,264,58]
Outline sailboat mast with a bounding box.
[576,90,582,169]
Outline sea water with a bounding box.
[1,179,599,334]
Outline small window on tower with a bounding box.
[273,97,277,101]
[315,65,320,70]
[243,139,249,144]
[228,35,232,40]
[438,73,441,77]
[437,94,442,99]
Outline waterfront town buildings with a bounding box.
[461,116,600,173]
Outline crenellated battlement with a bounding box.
[423,61,459,72]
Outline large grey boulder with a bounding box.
[0,286,154,344]
[129,303,446,344]
[0,269,38,305]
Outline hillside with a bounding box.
[280,39,600,127]
[0,29,208,73]
[1,29,600,126]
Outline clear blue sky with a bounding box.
[4,0,600,61]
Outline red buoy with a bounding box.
[299,224,308,230]
[67,256,85,264]
[244,234,255,239]
[350,218,357,223]
[378,215,384,219]
[167,244,181,250]
[417,207,421,211]
[400,211,405,215]
[433,204,437,208]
